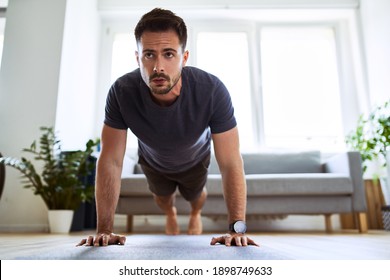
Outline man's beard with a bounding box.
[149,72,181,95]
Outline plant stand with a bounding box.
[48,210,74,233]
[340,179,386,230]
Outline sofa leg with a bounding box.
[356,212,368,233]
[324,214,332,233]
[126,215,134,233]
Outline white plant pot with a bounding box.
[48,210,74,233]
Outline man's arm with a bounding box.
[77,124,127,246]
[212,127,246,224]
[210,127,258,246]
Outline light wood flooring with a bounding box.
[1,230,389,260]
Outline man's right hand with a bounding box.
[76,233,126,246]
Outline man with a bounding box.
[78,8,258,247]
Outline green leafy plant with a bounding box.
[0,127,100,210]
[346,100,390,174]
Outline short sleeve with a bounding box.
[209,81,237,134]
[103,84,128,130]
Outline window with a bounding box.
[196,32,255,151]
[260,27,344,151]
[110,32,139,149]
[103,9,363,153]
[111,33,138,83]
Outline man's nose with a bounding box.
[153,58,164,73]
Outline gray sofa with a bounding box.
[117,150,368,233]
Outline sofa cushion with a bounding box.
[208,151,322,174]
[206,173,353,196]
[120,175,149,196]
[121,173,353,197]
[133,164,144,174]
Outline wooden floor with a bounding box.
[1,230,390,260]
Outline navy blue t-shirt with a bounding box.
[104,66,237,173]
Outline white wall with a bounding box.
[0,0,67,231]
[0,0,100,232]
[360,0,390,107]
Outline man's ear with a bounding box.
[135,50,140,66]
[182,50,189,67]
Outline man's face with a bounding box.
[136,30,189,96]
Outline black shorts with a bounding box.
[138,154,211,202]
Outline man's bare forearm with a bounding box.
[212,128,247,225]
[220,159,247,224]
[95,157,122,233]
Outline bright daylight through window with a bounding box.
[260,27,344,151]
[111,33,139,149]
[111,33,138,83]
[109,23,346,152]
[196,32,255,151]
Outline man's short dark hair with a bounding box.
[134,8,188,51]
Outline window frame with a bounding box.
[257,22,345,151]
[97,8,368,153]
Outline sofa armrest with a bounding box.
[323,151,367,212]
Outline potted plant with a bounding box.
[346,99,390,230]
[0,127,100,233]
[346,100,389,173]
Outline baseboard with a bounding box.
[0,224,49,233]
[113,214,341,233]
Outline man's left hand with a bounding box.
[210,233,259,247]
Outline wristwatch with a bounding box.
[229,220,247,234]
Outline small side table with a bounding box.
[340,179,386,230]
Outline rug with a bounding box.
[14,234,290,260]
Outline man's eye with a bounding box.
[165,52,174,58]
[145,53,154,59]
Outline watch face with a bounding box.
[233,221,247,233]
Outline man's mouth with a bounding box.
[152,78,167,87]
[153,78,166,82]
